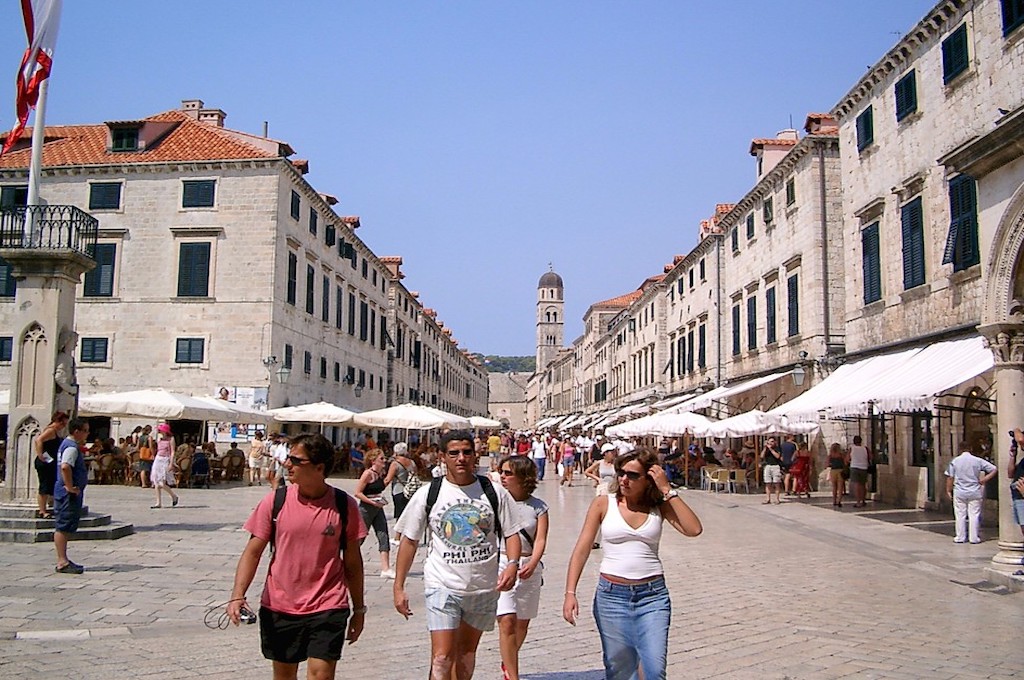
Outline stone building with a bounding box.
[0,100,488,437]
[487,371,530,430]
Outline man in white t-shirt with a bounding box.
[530,434,548,480]
[945,441,997,544]
[393,430,523,679]
[270,434,290,490]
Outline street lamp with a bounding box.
[275,365,291,384]
[791,364,806,387]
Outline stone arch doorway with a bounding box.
[978,177,1024,569]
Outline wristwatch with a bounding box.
[661,489,679,503]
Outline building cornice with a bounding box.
[831,0,966,120]
[717,134,838,230]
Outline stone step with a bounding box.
[0,522,134,544]
[0,513,112,530]
[0,505,91,518]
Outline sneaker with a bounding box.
[380,569,396,579]
[55,562,84,574]
[172,497,179,508]
[954,538,966,543]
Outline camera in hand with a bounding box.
[239,606,257,624]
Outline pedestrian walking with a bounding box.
[383,441,419,519]
[529,434,547,481]
[228,433,367,680]
[150,423,179,509]
[354,448,394,579]
[495,455,548,680]
[945,441,997,544]
[761,436,783,504]
[563,448,702,680]
[827,442,846,507]
[136,424,154,488]
[392,430,523,680]
[560,438,576,487]
[247,430,267,486]
[848,435,872,507]
[53,418,91,574]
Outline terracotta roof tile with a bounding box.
[0,109,283,169]
[748,137,799,155]
[592,290,643,309]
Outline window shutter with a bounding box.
[88,183,121,210]
[84,243,116,296]
[895,71,917,121]
[942,24,969,82]
[697,325,706,368]
[787,275,800,336]
[686,330,694,373]
[856,107,874,151]
[944,175,979,270]
[182,180,215,208]
[766,287,777,344]
[746,297,757,350]
[901,198,925,289]
[862,223,881,304]
[0,257,15,297]
[1003,0,1024,36]
[286,253,297,305]
[731,305,741,355]
[177,242,210,296]
[0,185,27,209]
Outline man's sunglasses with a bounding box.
[445,448,475,458]
[286,455,312,466]
[616,470,646,481]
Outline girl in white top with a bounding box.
[495,455,549,680]
[584,443,618,496]
[563,448,702,680]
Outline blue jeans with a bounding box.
[593,576,670,680]
[533,457,546,480]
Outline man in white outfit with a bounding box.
[945,441,997,544]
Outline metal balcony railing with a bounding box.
[0,205,99,255]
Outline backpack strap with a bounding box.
[270,485,349,555]
[424,475,502,538]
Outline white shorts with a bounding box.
[496,558,543,619]
[247,457,262,470]
[763,464,783,484]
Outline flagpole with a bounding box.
[26,76,47,208]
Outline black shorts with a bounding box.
[34,457,58,495]
[53,492,83,533]
[259,607,349,663]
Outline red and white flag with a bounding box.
[0,0,62,157]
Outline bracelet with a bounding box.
[565,591,576,595]
[352,605,368,614]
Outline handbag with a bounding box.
[403,466,423,498]
[139,445,154,461]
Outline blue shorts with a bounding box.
[1012,498,1024,526]
[53,492,84,533]
[424,587,498,632]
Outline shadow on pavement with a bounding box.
[523,672,604,679]
[87,563,162,573]
[132,522,239,532]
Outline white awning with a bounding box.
[668,371,791,413]
[769,336,993,420]
[694,409,820,438]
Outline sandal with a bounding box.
[36,510,54,519]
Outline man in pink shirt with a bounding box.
[228,433,367,680]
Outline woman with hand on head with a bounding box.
[354,448,393,579]
[563,448,702,680]
[33,411,69,519]
[495,455,548,680]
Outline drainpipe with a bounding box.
[818,141,831,354]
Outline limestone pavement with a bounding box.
[0,472,1021,679]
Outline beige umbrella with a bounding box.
[352,403,470,430]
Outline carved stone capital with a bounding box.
[978,323,1024,366]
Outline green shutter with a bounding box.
[901,198,925,289]
[731,305,740,355]
[942,24,969,82]
[84,243,116,297]
[1002,0,1024,36]
[895,70,917,121]
[944,175,979,270]
[177,242,210,296]
[746,297,756,350]
[0,256,16,297]
[88,183,121,210]
[862,223,881,304]
[766,287,777,344]
[856,107,874,151]
[787,275,800,336]
[182,180,215,208]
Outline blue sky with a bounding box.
[0,1,935,356]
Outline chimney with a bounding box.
[750,129,800,179]
[198,108,227,128]
[181,99,204,120]
[380,256,404,279]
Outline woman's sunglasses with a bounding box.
[616,470,646,481]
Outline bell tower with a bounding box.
[536,266,564,371]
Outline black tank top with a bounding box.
[364,474,386,496]
[43,435,61,460]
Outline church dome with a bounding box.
[538,270,563,288]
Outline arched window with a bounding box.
[553,312,557,322]
[546,312,551,322]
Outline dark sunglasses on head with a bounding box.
[286,455,312,466]
[617,470,646,481]
[445,448,475,458]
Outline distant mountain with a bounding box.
[475,355,536,373]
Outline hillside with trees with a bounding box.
[475,355,535,373]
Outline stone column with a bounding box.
[0,248,93,504]
[979,323,1024,575]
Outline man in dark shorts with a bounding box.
[780,434,798,495]
[228,433,367,680]
[53,418,90,574]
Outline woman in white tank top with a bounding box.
[562,448,703,680]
